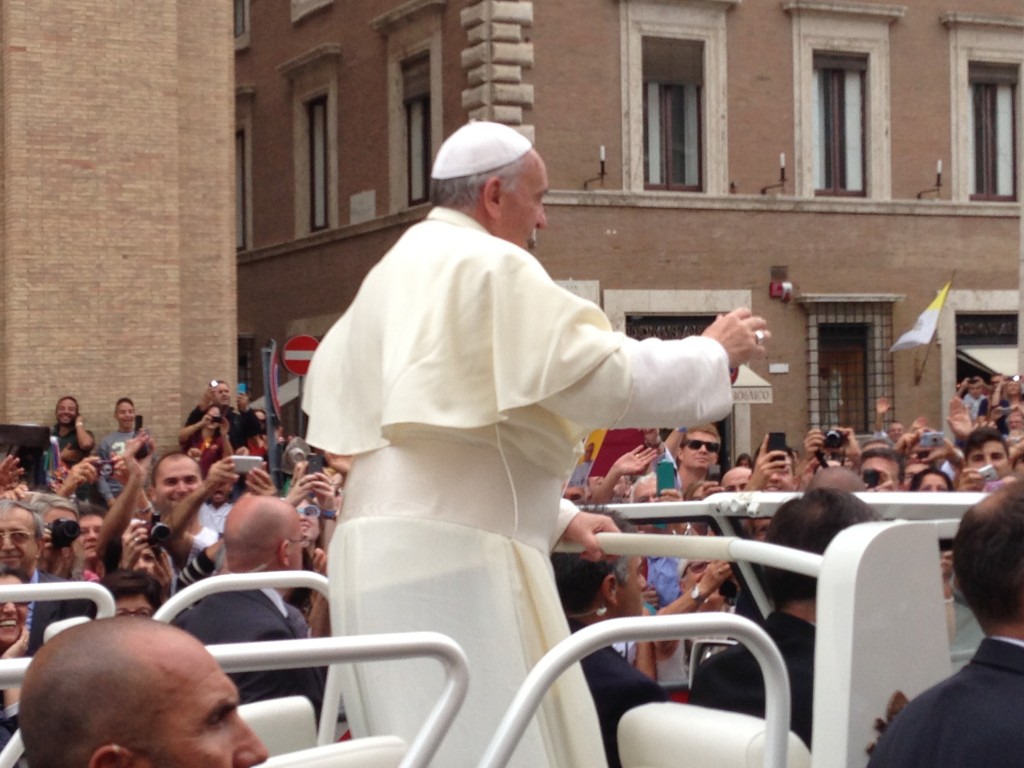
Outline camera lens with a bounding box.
[824,430,843,449]
[149,522,172,545]
[49,518,81,549]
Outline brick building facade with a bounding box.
[0,1,237,451]
[235,0,1023,458]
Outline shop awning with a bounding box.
[733,365,773,404]
[957,346,1020,377]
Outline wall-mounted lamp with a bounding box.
[583,145,607,190]
[761,153,786,195]
[916,160,943,199]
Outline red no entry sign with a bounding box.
[282,335,319,376]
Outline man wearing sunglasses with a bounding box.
[0,501,92,655]
[676,424,721,494]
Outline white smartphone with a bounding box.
[230,455,263,474]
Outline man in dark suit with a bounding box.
[690,488,879,748]
[869,484,1024,768]
[174,494,325,715]
[552,515,667,768]
[0,501,94,655]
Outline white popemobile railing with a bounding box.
[0,492,987,768]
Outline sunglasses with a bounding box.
[686,439,720,453]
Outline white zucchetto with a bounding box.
[430,121,532,180]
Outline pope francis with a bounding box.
[303,121,770,766]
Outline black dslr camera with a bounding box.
[48,518,81,549]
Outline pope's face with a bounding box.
[491,150,548,250]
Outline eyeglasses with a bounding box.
[686,439,720,453]
[297,504,320,519]
[0,531,35,547]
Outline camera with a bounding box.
[978,464,999,482]
[148,512,172,545]
[96,459,114,479]
[48,518,81,549]
[824,429,845,449]
[919,431,944,449]
[862,469,881,489]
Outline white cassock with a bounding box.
[304,206,733,767]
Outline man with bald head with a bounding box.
[20,618,267,768]
[173,494,324,715]
[304,120,771,766]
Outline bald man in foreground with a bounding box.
[20,618,267,768]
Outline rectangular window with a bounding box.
[234,0,247,37]
[307,95,328,231]
[818,324,868,430]
[970,63,1017,201]
[642,38,703,191]
[806,301,893,434]
[235,130,247,251]
[403,56,431,206]
[813,54,866,196]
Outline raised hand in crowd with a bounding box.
[55,459,98,499]
[947,396,973,441]
[244,464,275,496]
[590,445,659,504]
[0,457,22,495]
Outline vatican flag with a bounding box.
[890,281,952,352]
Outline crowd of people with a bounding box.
[548,373,1024,766]
[0,381,344,758]
[2,112,1020,766]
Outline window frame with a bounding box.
[802,298,896,435]
[785,1,901,200]
[813,54,868,197]
[278,43,340,236]
[642,47,704,192]
[402,54,432,206]
[307,95,329,232]
[235,129,248,250]
[620,0,735,196]
[941,13,1023,203]
[969,65,1018,202]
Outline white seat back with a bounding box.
[240,696,318,757]
[257,736,407,767]
[618,702,811,768]
[812,521,952,768]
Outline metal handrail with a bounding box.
[478,613,792,768]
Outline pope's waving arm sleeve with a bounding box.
[540,335,734,430]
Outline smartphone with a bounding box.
[306,454,326,475]
[919,431,943,448]
[862,469,881,488]
[655,460,676,494]
[767,432,787,453]
[230,455,263,474]
[707,464,722,483]
[134,415,143,432]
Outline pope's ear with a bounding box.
[479,175,504,217]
